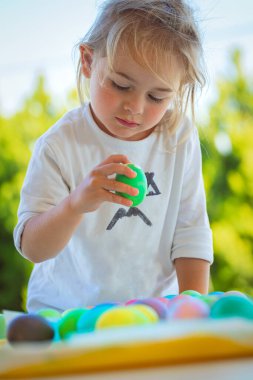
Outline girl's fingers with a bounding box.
[102,178,139,196]
[84,155,140,209]
[101,189,133,207]
[92,163,136,178]
[98,154,131,166]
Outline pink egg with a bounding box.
[125,299,139,305]
[168,297,210,319]
[169,294,193,305]
[131,298,169,319]
[157,297,171,306]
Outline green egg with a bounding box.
[115,163,147,207]
[180,290,201,297]
[36,308,62,319]
[58,308,88,339]
[210,295,253,320]
[0,314,6,339]
[200,295,218,306]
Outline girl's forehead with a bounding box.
[106,47,183,90]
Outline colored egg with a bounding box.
[224,290,249,298]
[61,308,76,317]
[125,299,139,305]
[47,319,61,342]
[115,163,147,207]
[208,291,224,297]
[127,305,159,323]
[58,308,87,339]
[156,297,171,306]
[7,314,54,344]
[132,298,169,319]
[0,314,6,339]
[199,295,218,306]
[181,290,201,297]
[36,308,62,320]
[169,294,193,303]
[95,306,150,330]
[168,297,210,319]
[164,294,177,300]
[210,295,253,320]
[77,303,116,333]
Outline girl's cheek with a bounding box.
[148,105,167,121]
[95,88,119,114]
[98,84,118,101]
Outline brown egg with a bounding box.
[7,314,54,344]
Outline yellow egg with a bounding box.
[95,306,150,330]
[128,305,159,323]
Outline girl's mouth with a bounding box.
[115,117,140,128]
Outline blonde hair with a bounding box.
[75,0,206,136]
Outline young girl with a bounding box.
[14,0,213,312]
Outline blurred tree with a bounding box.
[200,49,253,295]
[0,76,78,311]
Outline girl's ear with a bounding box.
[80,45,94,78]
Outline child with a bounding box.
[14,0,213,312]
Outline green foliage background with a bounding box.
[0,50,252,311]
[201,50,253,295]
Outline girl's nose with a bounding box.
[123,95,144,115]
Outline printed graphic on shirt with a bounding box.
[106,172,160,230]
[106,207,152,230]
[145,172,161,196]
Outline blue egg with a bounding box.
[164,295,176,300]
[208,291,224,297]
[210,295,253,320]
[77,303,117,333]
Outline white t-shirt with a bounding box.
[14,103,213,312]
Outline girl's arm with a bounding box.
[171,127,213,294]
[21,154,137,263]
[21,197,83,263]
[174,257,210,294]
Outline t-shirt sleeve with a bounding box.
[13,137,70,256]
[171,127,213,264]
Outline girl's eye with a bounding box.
[111,80,166,103]
[149,95,163,103]
[111,81,130,91]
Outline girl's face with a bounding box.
[82,48,181,141]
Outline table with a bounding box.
[1,318,253,379]
[5,359,253,380]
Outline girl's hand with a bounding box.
[69,154,139,213]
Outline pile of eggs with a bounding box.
[6,290,253,345]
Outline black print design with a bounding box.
[106,207,152,230]
[106,172,161,230]
[145,172,161,196]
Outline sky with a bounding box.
[1,0,253,119]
